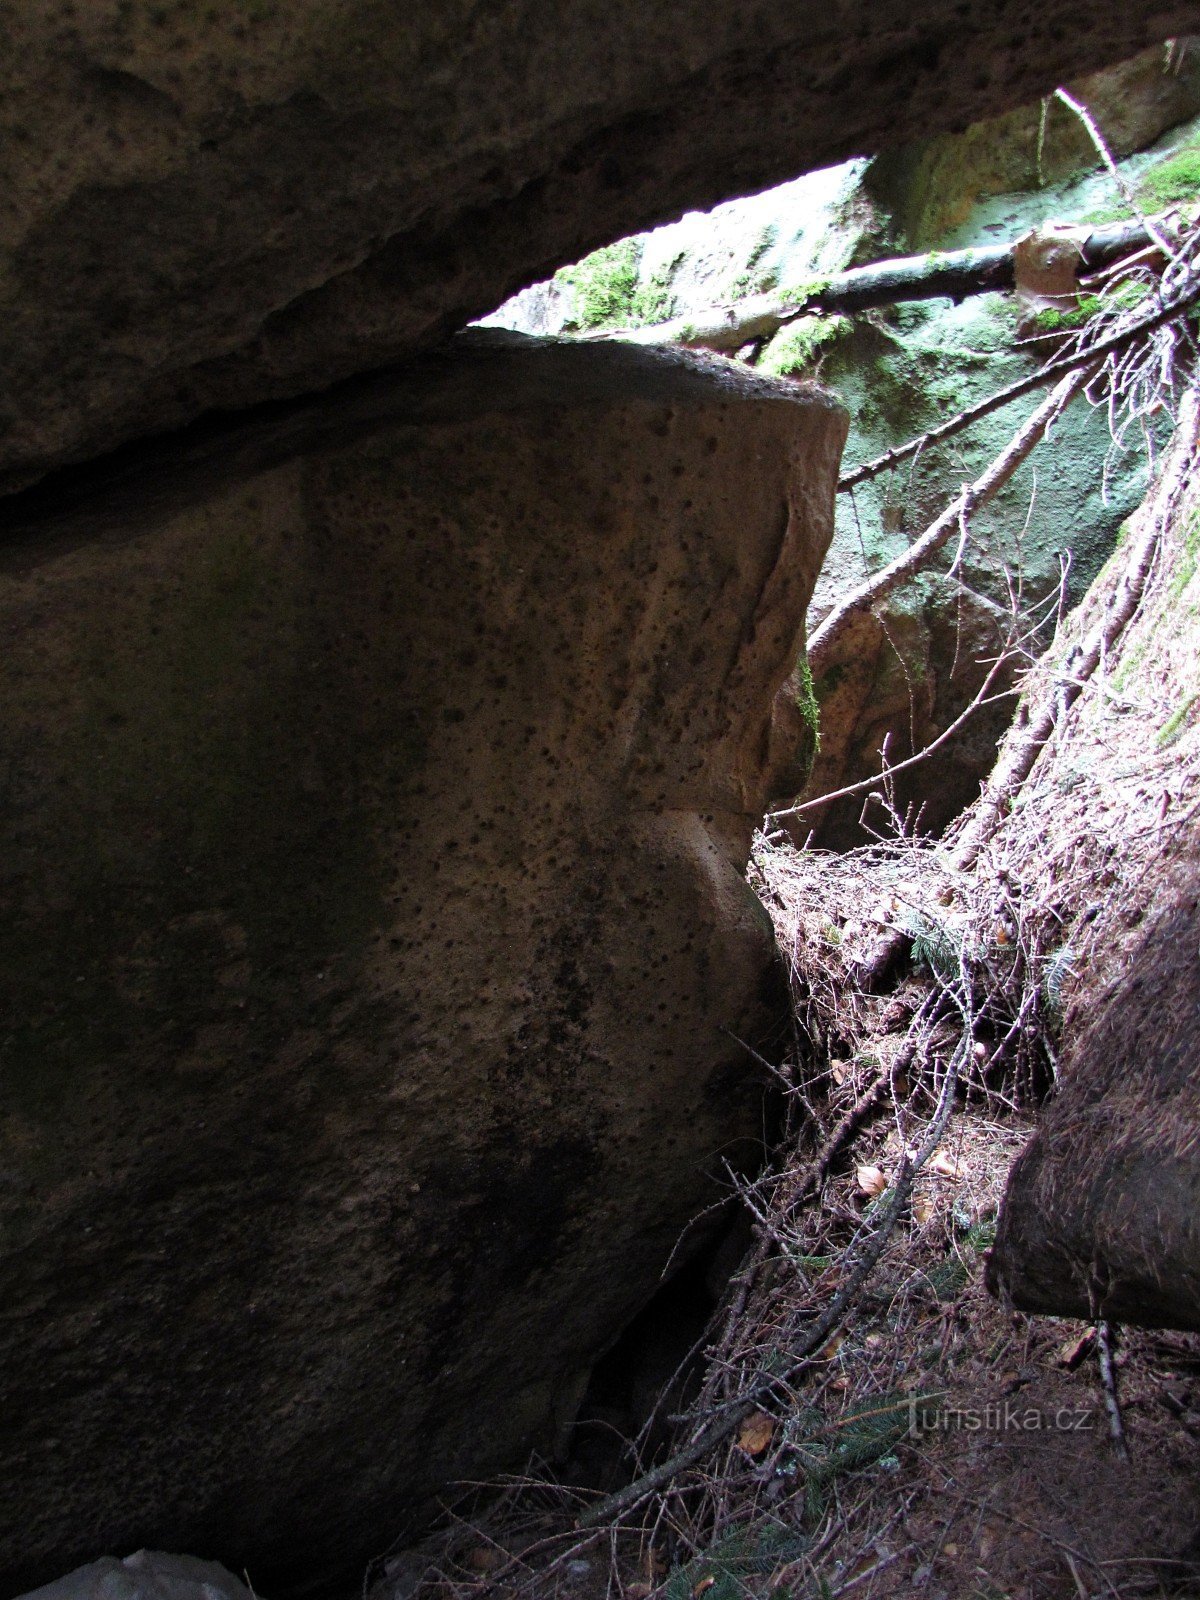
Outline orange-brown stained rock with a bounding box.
[0,333,846,1596]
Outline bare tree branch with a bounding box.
[837,268,1200,490]
[594,217,1168,356]
[769,663,1016,821]
[947,384,1200,869]
[808,367,1092,678]
[1054,87,1179,269]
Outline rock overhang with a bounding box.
[4,1,1200,493]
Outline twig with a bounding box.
[1053,88,1179,269]
[713,1054,897,1350]
[576,1040,963,1529]
[810,367,1091,675]
[828,1544,909,1595]
[1063,1548,1089,1600]
[1095,1320,1130,1463]
[769,660,1015,819]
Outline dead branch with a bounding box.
[1095,1320,1130,1463]
[947,384,1200,869]
[711,1057,896,1354]
[807,367,1091,680]
[1054,88,1179,270]
[596,218,1166,354]
[575,1038,963,1531]
[837,264,1200,490]
[770,655,1015,822]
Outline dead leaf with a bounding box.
[693,1578,716,1598]
[930,1150,963,1180]
[856,1163,888,1197]
[736,1409,774,1456]
[820,1331,845,1359]
[913,1194,934,1225]
[1013,223,1085,329]
[831,1062,848,1086]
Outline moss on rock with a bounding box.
[557,239,643,329]
[758,315,851,378]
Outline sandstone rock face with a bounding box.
[489,49,1200,846]
[987,883,1200,1329]
[0,333,846,1597]
[3,1,1200,491]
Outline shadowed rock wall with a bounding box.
[4,1,1200,491]
[0,333,846,1597]
[985,394,1200,1330]
[988,886,1200,1329]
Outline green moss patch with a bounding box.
[1137,140,1200,210]
[792,654,821,787]
[758,315,851,377]
[1031,279,1153,335]
[1158,691,1200,748]
[557,241,685,330]
[557,239,643,330]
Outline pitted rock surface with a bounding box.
[3,1,1200,489]
[0,333,846,1597]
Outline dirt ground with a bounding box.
[797,1144,1200,1599]
[370,1088,1200,1600]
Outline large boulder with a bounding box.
[4,2,1200,492]
[0,332,847,1597]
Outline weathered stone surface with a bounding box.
[17,1552,253,1600]
[866,43,1200,248]
[3,2,1200,491]
[0,332,846,1597]
[987,883,1200,1329]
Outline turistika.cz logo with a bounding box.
[908,1397,1095,1435]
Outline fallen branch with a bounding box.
[838,262,1200,490]
[769,656,1015,822]
[947,383,1200,869]
[807,366,1092,679]
[595,218,1166,355]
[1095,1319,1130,1463]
